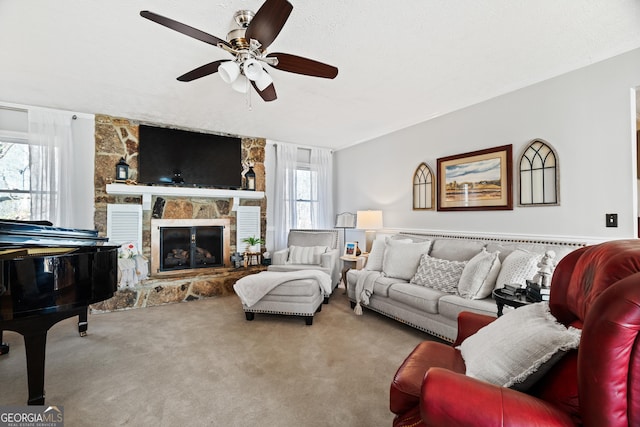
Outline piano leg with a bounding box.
[0,330,9,355]
[23,330,47,405]
[78,308,88,337]
[2,306,88,405]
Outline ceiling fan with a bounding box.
[140,0,338,102]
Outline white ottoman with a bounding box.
[241,275,326,325]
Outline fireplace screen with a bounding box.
[159,226,223,271]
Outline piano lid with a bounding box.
[0,220,109,247]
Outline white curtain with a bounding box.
[273,143,299,251]
[310,147,333,229]
[28,108,75,227]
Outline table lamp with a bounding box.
[356,210,383,253]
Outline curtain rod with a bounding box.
[268,141,333,154]
[0,101,92,119]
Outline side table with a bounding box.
[492,288,532,317]
[244,252,261,267]
[340,254,367,294]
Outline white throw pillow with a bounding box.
[287,245,328,265]
[457,302,581,389]
[364,239,387,271]
[495,249,542,289]
[458,249,502,299]
[410,254,467,294]
[382,239,432,281]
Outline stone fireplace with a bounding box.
[151,218,231,275]
[91,114,267,312]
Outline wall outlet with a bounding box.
[606,213,618,228]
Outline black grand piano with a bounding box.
[0,220,118,405]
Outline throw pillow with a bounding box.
[410,254,467,294]
[364,239,387,271]
[458,249,501,299]
[457,302,581,389]
[494,249,542,289]
[287,245,328,265]
[382,239,432,281]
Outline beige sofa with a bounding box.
[346,232,585,342]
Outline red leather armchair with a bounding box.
[390,239,640,427]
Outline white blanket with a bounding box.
[353,270,383,315]
[233,270,332,308]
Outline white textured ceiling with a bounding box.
[1,1,640,150]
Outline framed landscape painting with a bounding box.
[437,144,513,211]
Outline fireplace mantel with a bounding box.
[106,183,264,210]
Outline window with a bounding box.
[295,167,317,229]
[519,139,559,206]
[413,162,434,210]
[0,137,31,220]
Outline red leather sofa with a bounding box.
[390,239,640,427]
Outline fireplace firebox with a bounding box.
[151,219,230,276]
[160,226,223,271]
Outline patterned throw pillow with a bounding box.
[495,249,542,289]
[410,254,467,294]
[458,249,502,299]
[287,245,328,265]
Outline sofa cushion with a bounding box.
[429,239,486,262]
[458,249,502,299]
[265,278,320,297]
[410,254,467,294]
[387,283,445,314]
[457,302,581,389]
[382,239,432,281]
[438,294,498,321]
[373,276,407,298]
[495,249,542,289]
[287,245,327,264]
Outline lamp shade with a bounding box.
[243,58,265,81]
[219,61,240,84]
[231,74,249,93]
[253,70,273,91]
[356,210,383,230]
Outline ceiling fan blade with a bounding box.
[140,10,231,49]
[266,53,338,79]
[245,0,293,50]
[177,60,228,82]
[252,81,277,102]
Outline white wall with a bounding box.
[335,48,640,243]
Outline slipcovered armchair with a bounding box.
[390,239,640,427]
[267,229,341,289]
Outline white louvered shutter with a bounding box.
[107,204,143,250]
[236,206,260,253]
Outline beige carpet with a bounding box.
[0,288,434,426]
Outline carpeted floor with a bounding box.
[0,287,434,426]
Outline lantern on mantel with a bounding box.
[244,166,256,191]
[115,158,129,182]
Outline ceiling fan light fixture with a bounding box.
[232,74,250,93]
[254,71,273,91]
[243,58,265,81]
[218,61,240,84]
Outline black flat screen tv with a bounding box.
[137,125,242,189]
